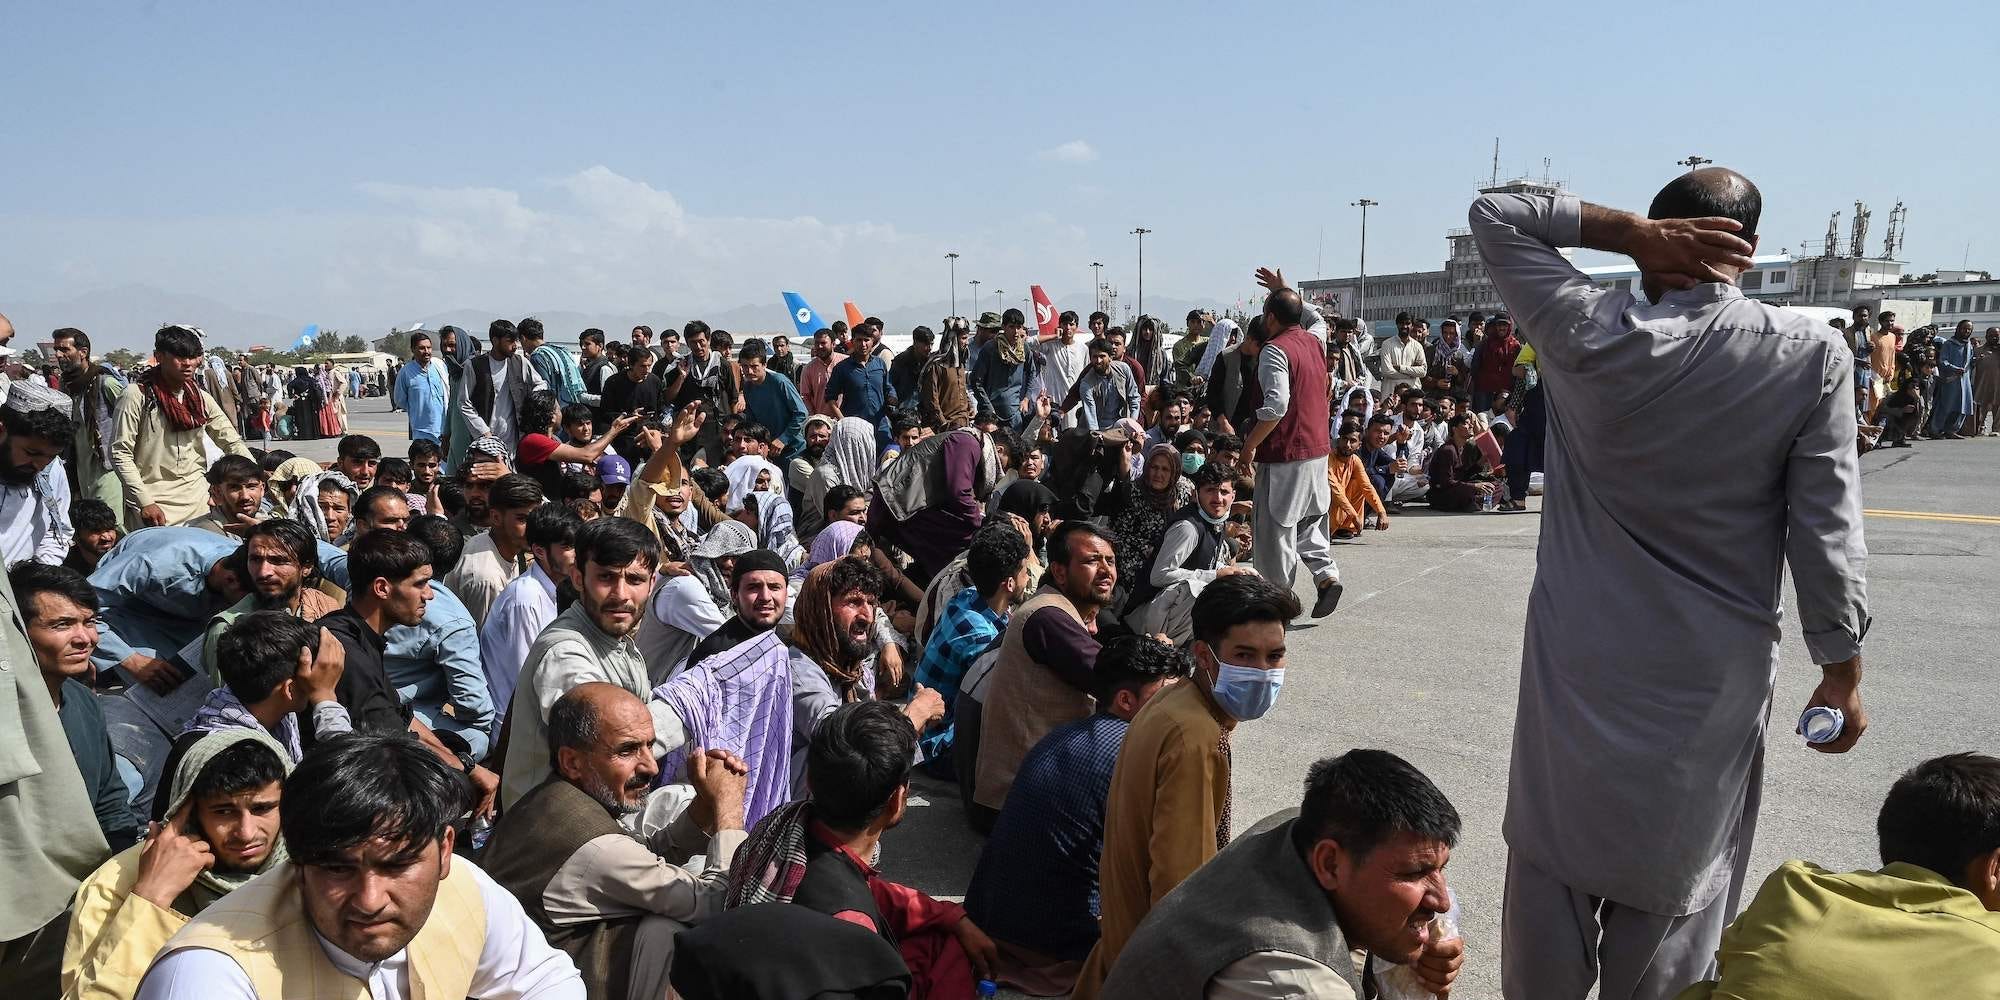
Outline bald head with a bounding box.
[1265,288,1305,329]
[547,681,647,755]
[547,681,658,814]
[1648,167,1761,244]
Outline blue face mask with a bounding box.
[1209,657,1284,721]
[1182,453,1207,474]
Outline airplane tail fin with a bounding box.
[781,292,827,340]
[1030,285,1058,339]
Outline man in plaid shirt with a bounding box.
[913,524,1032,770]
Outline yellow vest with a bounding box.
[157,860,486,1000]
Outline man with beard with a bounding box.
[444,473,541,623]
[63,727,294,1000]
[110,326,253,528]
[182,455,266,540]
[766,333,799,381]
[196,519,340,681]
[799,329,838,417]
[133,733,583,1000]
[684,548,789,666]
[1066,337,1142,431]
[888,326,932,409]
[51,327,127,513]
[972,522,1115,825]
[663,323,740,467]
[479,504,583,725]
[0,380,77,566]
[502,517,687,815]
[789,416,833,522]
[913,523,1031,779]
[392,330,450,445]
[484,684,747,1000]
[971,310,1041,435]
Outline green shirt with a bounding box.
[1677,860,2000,1000]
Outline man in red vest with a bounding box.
[1241,269,1342,618]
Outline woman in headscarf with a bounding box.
[792,519,867,586]
[316,362,344,437]
[63,729,291,999]
[1100,442,1194,595]
[286,366,321,441]
[291,469,360,544]
[800,415,879,540]
[263,455,326,517]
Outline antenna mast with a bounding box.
[1822,212,1841,260]
[1881,201,1906,260]
[1848,201,1871,259]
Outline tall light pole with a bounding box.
[1678,155,1712,172]
[1091,261,1104,313]
[945,252,960,318]
[1131,228,1151,322]
[1351,199,1377,326]
[969,279,981,317]
[994,289,1005,315]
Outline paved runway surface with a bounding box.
[302,399,1999,998]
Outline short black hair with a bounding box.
[690,467,729,504]
[1059,310,1079,326]
[735,422,772,445]
[1647,168,1761,243]
[1191,572,1301,648]
[70,498,118,536]
[258,449,294,473]
[737,338,767,362]
[823,484,866,517]
[1,396,74,445]
[889,414,922,437]
[206,453,267,487]
[52,327,91,356]
[1088,310,1109,326]
[807,701,915,832]
[518,316,545,342]
[684,319,711,339]
[558,469,599,502]
[910,326,935,347]
[187,737,287,804]
[824,553,883,601]
[407,439,442,464]
[407,330,432,350]
[1001,307,1025,327]
[561,403,594,428]
[282,733,470,866]
[1048,520,1113,567]
[337,435,381,462]
[240,517,320,578]
[489,473,545,512]
[966,523,1030,598]
[1265,289,1305,328]
[526,502,584,550]
[575,515,659,573]
[406,515,463,576]
[1093,635,1192,703]
[217,610,320,704]
[356,485,408,525]
[154,325,203,359]
[489,319,519,343]
[347,528,431,594]
[376,457,412,486]
[1293,749,1462,862]
[1212,433,1243,454]
[1088,338,1114,356]
[1190,460,1234,489]
[12,562,97,623]
[1878,752,2000,888]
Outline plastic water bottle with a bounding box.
[1481,490,1497,512]
[1377,889,1460,1000]
[976,980,998,997]
[1797,706,1844,745]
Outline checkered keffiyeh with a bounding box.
[724,798,815,908]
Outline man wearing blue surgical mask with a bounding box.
[1072,572,1302,1000]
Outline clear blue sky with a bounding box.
[5,0,1993,331]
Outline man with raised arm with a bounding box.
[1469,169,1870,1000]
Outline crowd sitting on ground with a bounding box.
[1,167,1995,1000]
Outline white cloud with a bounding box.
[1037,140,1099,164]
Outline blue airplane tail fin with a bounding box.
[781,292,827,340]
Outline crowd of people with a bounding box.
[0,166,1994,1000]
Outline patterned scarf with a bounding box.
[724,798,815,908]
[184,686,304,763]
[144,367,208,432]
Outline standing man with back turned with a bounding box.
[1470,169,1870,1000]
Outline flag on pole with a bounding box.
[1030,286,1058,339]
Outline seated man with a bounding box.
[197,519,340,680]
[1676,752,2000,999]
[726,701,998,998]
[1123,460,1251,644]
[479,504,582,723]
[684,548,790,667]
[443,473,541,622]
[636,521,755,681]
[16,563,142,853]
[186,610,350,765]
[1073,572,1303,1000]
[484,684,749,1000]
[332,433,380,492]
[183,455,266,539]
[913,522,1030,775]
[133,733,584,999]
[1353,414,1405,506]
[972,522,1115,829]
[319,529,499,813]
[63,730,291,1000]
[963,636,1188,996]
[64,498,123,577]
[0,380,78,568]
[1099,749,1465,999]
[1327,423,1390,537]
[504,517,686,815]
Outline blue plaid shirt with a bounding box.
[914,586,1005,760]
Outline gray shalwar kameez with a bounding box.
[1469,193,1869,1000]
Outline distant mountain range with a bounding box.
[6,284,1241,354]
